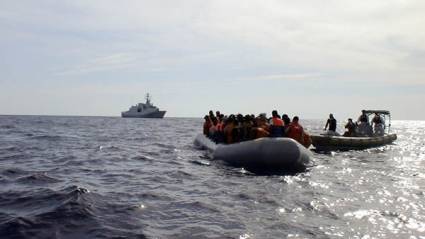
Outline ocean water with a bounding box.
[0,115,424,239]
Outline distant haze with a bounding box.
[0,1,424,120]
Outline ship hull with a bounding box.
[121,111,166,118]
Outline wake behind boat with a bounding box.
[121,93,166,118]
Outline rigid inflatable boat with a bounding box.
[194,134,311,170]
[311,134,397,151]
[311,109,397,151]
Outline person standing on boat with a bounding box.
[357,110,369,124]
[356,110,373,136]
[324,114,337,132]
[371,113,384,126]
[371,113,385,136]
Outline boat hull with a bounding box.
[121,111,166,118]
[311,133,397,151]
[194,134,311,170]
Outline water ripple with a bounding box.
[0,116,424,238]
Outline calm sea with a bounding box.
[0,115,424,238]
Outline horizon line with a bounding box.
[0,114,421,121]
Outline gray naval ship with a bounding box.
[121,94,166,118]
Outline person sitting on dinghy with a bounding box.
[209,117,219,142]
[215,115,225,143]
[282,114,291,136]
[269,110,285,137]
[223,115,236,144]
[253,114,270,139]
[343,118,356,137]
[288,116,312,147]
[232,114,245,142]
[240,114,254,141]
[215,111,221,119]
[287,116,305,144]
[203,115,211,136]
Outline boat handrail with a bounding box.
[362,110,390,115]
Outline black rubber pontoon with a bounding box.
[194,134,311,170]
[311,134,397,151]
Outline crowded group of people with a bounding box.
[323,110,386,137]
[203,110,311,147]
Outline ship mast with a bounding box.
[145,93,151,105]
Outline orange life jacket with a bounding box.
[287,123,304,143]
[272,117,284,126]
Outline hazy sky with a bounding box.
[1,0,424,119]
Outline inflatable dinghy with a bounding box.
[311,133,397,151]
[194,134,311,170]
